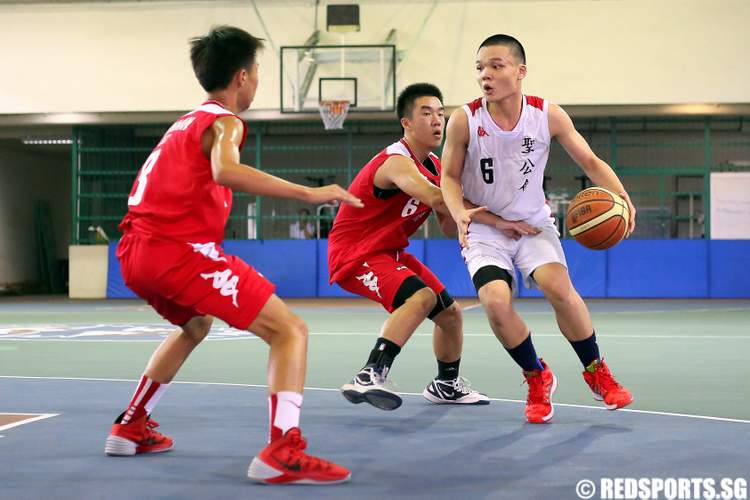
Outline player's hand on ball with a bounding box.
[458,206,488,248]
[619,191,636,236]
[309,185,364,207]
[497,220,541,241]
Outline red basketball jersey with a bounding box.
[119,100,247,243]
[328,139,441,282]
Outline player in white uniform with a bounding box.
[441,34,635,423]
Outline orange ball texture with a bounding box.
[566,187,630,250]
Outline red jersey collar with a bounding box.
[399,138,422,164]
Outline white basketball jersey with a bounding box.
[461,95,552,226]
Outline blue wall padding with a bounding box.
[108,239,318,299]
[709,240,750,298]
[223,240,317,298]
[562,241,607,298]
[481,241,607,299]
[423,239,474,297]
[106,242,137,298]
[107,239,750,299]
[316,239,355,297]
[607,240,709,298]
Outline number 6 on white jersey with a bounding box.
[128,149,162,206]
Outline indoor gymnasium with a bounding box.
[1,1,749,499]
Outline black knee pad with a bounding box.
[472,265,513,292]
[391,275,428,310]
[428,289,455,320]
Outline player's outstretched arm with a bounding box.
[549,104,636,235]
[377,155,446,212]
[462,199,540,241]
[376,156,460,238]
[209,116,363,208]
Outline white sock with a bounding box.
[272,391,303,434]
[144,382,170,415]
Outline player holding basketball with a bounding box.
[104,26,360,484]
[441,35,635,423]
[329,83,489,410]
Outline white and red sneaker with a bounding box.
[104,414,173,456]
[247,428,351,485]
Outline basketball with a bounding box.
[566,187,630,250]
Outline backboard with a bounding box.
[280,44,396,114]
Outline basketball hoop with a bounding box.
[318,100,350,130]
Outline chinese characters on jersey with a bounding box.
[518,137,535,191]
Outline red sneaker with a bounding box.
[523,359,557,424]
[104,414,173,456]
[247,428,351,485]
[583,359,633,410]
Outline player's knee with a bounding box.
[485,300,515,326]
[539,277,575,305]
[408,287,437,316]
[478,283,512,309]
[393,276,436,316]
[283,315,308,342]
[434,301,462,331]
[182,315,213,343]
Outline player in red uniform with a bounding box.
[104,26,360,485]
[329,83,489,410]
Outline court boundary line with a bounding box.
[463,306,750,315]
[1,331,748,342]
[1,375,748,425]
[0,413,59,438]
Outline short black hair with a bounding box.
[478,34,526,64]
[190,26,265,92]
[397,83,443,120]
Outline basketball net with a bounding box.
[318,100,350,130]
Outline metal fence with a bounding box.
[71,116,750,244]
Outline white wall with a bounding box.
[1,0,748,115]
[0,145,70,287]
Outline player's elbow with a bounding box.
[429,194,447,212]
[581,155,605,174]
[212,162,235,187]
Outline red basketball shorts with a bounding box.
[335,250,445,312]
[117,233,275,330]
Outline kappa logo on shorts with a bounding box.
[355,271,382,298]
[190,242,227,262]
[200,269,240,307]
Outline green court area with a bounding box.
[1,297,749,421]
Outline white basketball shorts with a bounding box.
[461,218,567,290]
